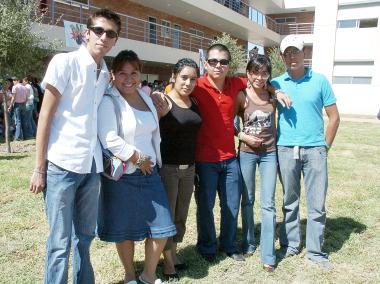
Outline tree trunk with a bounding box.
[2,101,11,153]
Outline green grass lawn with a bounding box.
[1,120,379,283]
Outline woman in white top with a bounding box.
[97,50,176,284]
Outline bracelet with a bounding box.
[33,169,46,175]
[135,153,145,168]
[326,144,332,149]
[237,132,245,141]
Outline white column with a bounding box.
[312,0,338,82]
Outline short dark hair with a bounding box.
[112,50,142,73]
[246,54,272,80]
[172,58,199,77]
[87,9,122,35]
[206,43,231,61]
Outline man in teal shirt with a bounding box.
[271,35,340,269]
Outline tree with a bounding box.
[0,0,60,152]
[267,46,286,78]
[212,32,246,76]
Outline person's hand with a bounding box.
[7,106,12,112]
[276,91,292,108]
[242,134,263,148]
[29,169,46,194]
[151,91,169,117]
[139,156,154,175]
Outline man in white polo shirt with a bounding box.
[29,9,120,283]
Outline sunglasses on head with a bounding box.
[207,58,230,67]
[89,26,118,39]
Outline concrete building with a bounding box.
[38,0,379,115]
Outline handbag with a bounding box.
[101,94,128,181]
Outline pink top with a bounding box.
[12,83,28,103]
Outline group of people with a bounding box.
[0,76,43,140]
[28,8,340,284]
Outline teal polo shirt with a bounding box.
[271,68,337,146]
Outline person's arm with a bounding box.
[267,82,292,108]
[324,103,340,151]
[8,91,15,112]
[29,84,61,194]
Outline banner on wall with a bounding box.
[199,48,206,76]
[64,20,87,47]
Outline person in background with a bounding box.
[272,34,340,269]
[29,9,121,283]
[97,50,176,284]
[235,55,278,272]
[23,77,36,138]
[160,58,202,281]
[164,75,175,94]
[140,80,152,96]
[9,77,28,140]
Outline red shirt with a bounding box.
[192,75,246,162]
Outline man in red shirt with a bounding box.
[193,44,245,262]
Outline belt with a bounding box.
[179,164,191,170]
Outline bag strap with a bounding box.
[104,94,124,138]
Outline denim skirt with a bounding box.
[97,166,177,242]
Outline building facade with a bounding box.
[38,0,379,115]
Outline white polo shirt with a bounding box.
[41,45,109,174]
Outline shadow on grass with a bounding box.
[0,153,29,160]
[109,217,366,283]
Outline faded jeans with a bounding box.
[239,150,277,265]
[44,160,100,284]
[278,146,329,262]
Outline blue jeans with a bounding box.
[13,103,27,140]
[25,103,36,138]
[195,157,241,255]
[239,151,277,265]
[278,146,329,262]
[44,160,100,284]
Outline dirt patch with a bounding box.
[0,141,36,153]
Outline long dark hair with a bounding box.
[246,54,272,81]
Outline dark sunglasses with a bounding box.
[207,58,230,67]
[89,26,118,39]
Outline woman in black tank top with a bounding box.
[159,58,202,281]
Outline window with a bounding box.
[189,29,204,38]
[173,24,181,48]
[333,76,372,84]
[337,19,357,28]
[161,20,171,39]
[56,0,89,6]
[359,18,378,28]
[148,17,157,44]
[337,18,378,28]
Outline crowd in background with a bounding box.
[0,76,44,140]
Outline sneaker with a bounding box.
[309,259,334,270]
[226,253,245,262]
[278,248,298,258]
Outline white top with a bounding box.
[41,45,109,173]
[132,108,157,166]
[97,85,162,174]
[24,83,34,106]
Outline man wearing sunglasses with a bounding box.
[272,35,340,269]
[29,9,121,283]
[191,43,247,262]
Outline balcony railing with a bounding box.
[213,0,314,35]
[40,1,213,53]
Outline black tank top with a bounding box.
[160,96,202,164]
